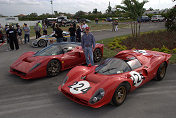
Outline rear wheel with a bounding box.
[155,62,167,81]
[93,48,102,63]
[47,59,61,77]
[112,84,127,106]
[38,39,47,47]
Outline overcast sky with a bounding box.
[0,0,175,16]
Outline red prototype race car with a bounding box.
[10,42,103,79]
[58,50,171,108]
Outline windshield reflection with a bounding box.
[95,58,132,75]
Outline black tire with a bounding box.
[155,62,167,81]
[93,48,102,63]
[112,84,128,106]
[47,59,61,77]
[38,39,47,47]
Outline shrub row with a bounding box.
[108,33,176,54]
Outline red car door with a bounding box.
[62,48,83,69]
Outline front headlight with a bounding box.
[62,76,69,87]
[89,88,105,104]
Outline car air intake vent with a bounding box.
[23,57,34,63]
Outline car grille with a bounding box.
[62,90,88,105]
[12,69,26,76]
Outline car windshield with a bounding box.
[33,44,63,56]
[95,58,132,75]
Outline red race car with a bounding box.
[10,42,103,79]
[58,50,171,108]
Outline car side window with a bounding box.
[127,59,142,70]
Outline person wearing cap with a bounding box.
[68,24,76,42]
[6,25,19,50]
[23,23,30,44]
[81,27,95,66]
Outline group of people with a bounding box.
[0,21,96,66]
[51,21,96,66]
[34,22,48,39]
[52,21,89,43]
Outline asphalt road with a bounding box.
[0,22,176,118]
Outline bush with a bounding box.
[152,48,160,52]
[172,48,176,53]
[160,45,171,54]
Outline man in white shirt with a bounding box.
[81,22,88,32]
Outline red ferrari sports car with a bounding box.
[10,42,104,79]
[58,50,171,108]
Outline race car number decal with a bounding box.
[133,50,147,55]
[130,71,145,87]
[68,81,91,94]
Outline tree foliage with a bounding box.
[116,0,148,38]
[165,6,176,31]
[116,0,148,20]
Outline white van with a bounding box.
[151,15,164,22]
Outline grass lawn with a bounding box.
[170,54,176,64]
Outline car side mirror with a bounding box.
[88,64,92,67]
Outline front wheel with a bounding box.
[155,62,167,81]
[47,59,61,77]
[93,48,102,63]
[112,84,127,106]
[38,39,47,47]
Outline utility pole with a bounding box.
[50,0,54,17]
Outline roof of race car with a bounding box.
[52,42,81,47]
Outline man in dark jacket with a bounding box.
[54,24,63,43]
[6,25,19,50]
[68,24,76,42]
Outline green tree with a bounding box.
[116,0,148,37]
[93,8,98,14]
[74,11,86,18]
[106,2,112,14]
[165,6,176,31]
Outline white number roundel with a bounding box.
[130,71,143,87]
[134,50,147,55]
[69,81,91,94]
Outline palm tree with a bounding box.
[116,0,148,38]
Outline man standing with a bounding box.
[81,22,88,32]
[17,25,23,44]
[68,24,76,42]
[23,23,30,44]
[54,24,63,43]
[112,20,115,32]
[34,23,41,39]
[81,27,95,66]
[6,25,19,50]
[42,23,47,35]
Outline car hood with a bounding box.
[11,56,46,74]
[61,71,110,102]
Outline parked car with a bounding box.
[30,31,70,47]
[151,15,165,22]
[78,18,91,23]
[10,42,104,79]
[137,16,150,22]
[106,17,113,22]
[59,50,171,108]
